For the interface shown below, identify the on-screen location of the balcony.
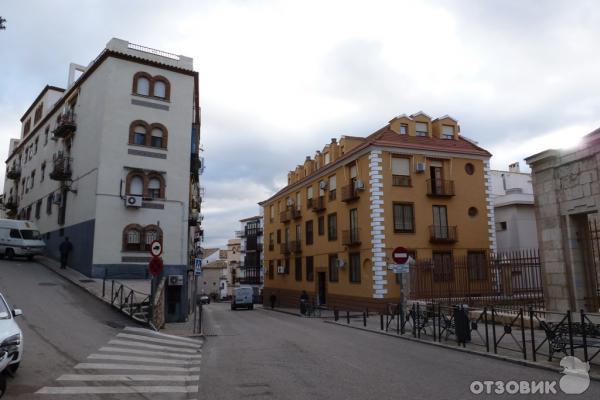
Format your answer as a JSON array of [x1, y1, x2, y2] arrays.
[[429, 225, 458, 244], [6, 166, 21, 180], [49, 156, 72, 181], [291, 208, 301, 219], [342, 228, 361, 246], [290, 240, 302, 253], [279, 242, 291, 255], [53, 111, 77, 139], [307, 198, 313, 209], [311, 196, 326, 212], [341, 184, 359, 202], [3, 196, 18, 211], [392, 175, 411, 187], [426, 179, 455, 197], [279, 210, 291, 223]]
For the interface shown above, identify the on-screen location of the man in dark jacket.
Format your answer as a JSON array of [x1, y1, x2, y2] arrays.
[[59, 237, 73, 269]]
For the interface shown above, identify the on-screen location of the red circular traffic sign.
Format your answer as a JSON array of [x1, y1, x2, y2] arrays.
[[150, 240, 163, 257], [149, 256, 164, 277], [392, 246, 409, 264]]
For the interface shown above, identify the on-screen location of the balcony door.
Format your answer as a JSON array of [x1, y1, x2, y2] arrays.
[[432, 205, 448, 239], [430, 161, 443, 194], [349, 208, 358, 242]]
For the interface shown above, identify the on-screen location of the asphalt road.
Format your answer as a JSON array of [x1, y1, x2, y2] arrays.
[[0, 259, 137, 399], [199, 302, 600, 400]]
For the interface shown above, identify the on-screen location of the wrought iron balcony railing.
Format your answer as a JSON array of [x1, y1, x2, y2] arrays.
[[311, 196, 326, 212], [53, 111, 77, 139], [342, 228, 361, 246], [6, 166, 21, 180], [279, 242, 291, 255], [429, 225, 458, 243], [49, 156, 73, 181], [341, 184, 360, 202], [426, 179, 455, 197]]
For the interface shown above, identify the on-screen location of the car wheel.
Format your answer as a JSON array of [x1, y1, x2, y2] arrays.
[[27, 255, 34, 261], [249, 304, 254, 310], [6, 249, 15, 261]]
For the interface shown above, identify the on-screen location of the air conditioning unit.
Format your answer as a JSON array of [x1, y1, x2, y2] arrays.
[[319, 181, 328, 190], [168, 275, 184, 286], [125, 195, 142, 208], [277, 265, 286, 274], [336, 259, 346, 268], [53, 192, 63, 205], [355, 180, 365, 190], [415, 162, 426, 173]]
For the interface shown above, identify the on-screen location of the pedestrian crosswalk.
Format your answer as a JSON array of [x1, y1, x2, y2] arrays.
[[36, 326, 203, 397]]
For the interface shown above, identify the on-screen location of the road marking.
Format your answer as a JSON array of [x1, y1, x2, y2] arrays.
[[57, 374, 200, 382], [36, 385, 199, 394], [108, 339, 200, 353], [87, 353, 201, 365], [75, 363, 200, 372], [123, 326, 203, 344], [99, 346, 203, 359], [117, 333, 201, 349]]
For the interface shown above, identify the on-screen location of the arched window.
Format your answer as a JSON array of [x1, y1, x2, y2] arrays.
[[143, 225, 162, 251], [123, 224, 143, 251], [154, 81, 166, 98], [151, 128, 164, 148], [132, 73, 170, 100], [136, 78, 150, 96], [148, 178, 161, 199], [129, 175, 144, 196], [134, 125, 147, 145]]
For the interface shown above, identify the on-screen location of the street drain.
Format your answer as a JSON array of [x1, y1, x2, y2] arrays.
[[38, 282, 58, 286], [106, 321, 126, 329], [79, 279, 95, 283]]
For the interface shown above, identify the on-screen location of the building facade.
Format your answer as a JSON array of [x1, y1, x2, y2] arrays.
[[526, 129, 600, 312], [490, 163, 538, 251], [260, 112, 494, 311], [237, 216, 264, 288], [2, 38, 203, 321]]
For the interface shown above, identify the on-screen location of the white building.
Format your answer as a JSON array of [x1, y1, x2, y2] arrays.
[[490, 163, 538, 251], [236, 215, 263, 288], [2, 38, 203, 321]]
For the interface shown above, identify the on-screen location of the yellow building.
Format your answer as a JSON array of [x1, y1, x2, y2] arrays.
[[259, 112, 494, 311]]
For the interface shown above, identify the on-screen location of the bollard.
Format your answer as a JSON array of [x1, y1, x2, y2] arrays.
[[363, 312, 366, 327], [380, 314, 384, 330], [346, 310, 350, 324], [334, 309, 339, 322]]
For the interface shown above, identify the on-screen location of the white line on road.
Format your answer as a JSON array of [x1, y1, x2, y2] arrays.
[[57, 374, 200, 382], [108, 339, 200, 354], [123, 327, 203, 345], [87, 353, 201, 365], [99, 346, 203, 359], [36, 385, 199, 394], [116, 333, 201, 349], [74, 363, 200, 372]]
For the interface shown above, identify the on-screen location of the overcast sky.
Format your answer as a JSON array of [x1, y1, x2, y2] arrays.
[[1, 0, 599, 248]]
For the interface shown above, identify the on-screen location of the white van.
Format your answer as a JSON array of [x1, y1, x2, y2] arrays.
[[0, 220, 45, 261], [231, 286, 254, 310]]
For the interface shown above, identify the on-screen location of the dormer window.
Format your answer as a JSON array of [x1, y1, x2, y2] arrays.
[[416, 122, 428, 137], [442, 125, 454, 139], [400, 124, 408, 135], [324, 152, 331, 164]]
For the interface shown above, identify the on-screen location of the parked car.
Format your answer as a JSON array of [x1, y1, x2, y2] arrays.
[[199, 294, 210, 304], [231, 286, 254, 310], [0, 293, 23, 373], [0, 219, 45, 261]]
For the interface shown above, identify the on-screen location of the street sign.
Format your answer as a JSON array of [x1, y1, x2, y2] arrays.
[[149, 256, 164, 277], [392, 246, 409, 264], [150, 240, 163, 257], [388, 263, 410, 274], [194, 258, 202, 276]]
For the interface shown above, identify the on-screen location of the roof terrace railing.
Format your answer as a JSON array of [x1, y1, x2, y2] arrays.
[[127, 43, 180, 60]]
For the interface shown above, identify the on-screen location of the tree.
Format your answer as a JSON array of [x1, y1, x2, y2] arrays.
[[0, 16, 6, 30]]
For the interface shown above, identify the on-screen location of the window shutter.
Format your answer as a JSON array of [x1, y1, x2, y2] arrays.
[[392, 158, 410, 175], [130, 177, 144, 196], [137, 78, 150, 96], [350, 164, 357, 179], [329, 175, 336, 190], [442, 125, 454, 138]]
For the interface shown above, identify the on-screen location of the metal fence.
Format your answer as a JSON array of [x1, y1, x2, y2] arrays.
[[408, 249, 543, 311]]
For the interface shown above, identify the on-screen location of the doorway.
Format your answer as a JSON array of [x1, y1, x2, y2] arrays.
[[317, 272, 327, 305]]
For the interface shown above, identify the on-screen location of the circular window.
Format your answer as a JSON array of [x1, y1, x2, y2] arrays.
[[468, 207, 478, 217], [465, 163, 475, 175]]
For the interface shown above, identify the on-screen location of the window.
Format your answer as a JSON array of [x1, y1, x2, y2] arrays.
[[151, 127, 164, 148], [269, 232, 274, 250], [465, 163, 475, 175], [328, 175, 336, 201], [328, 254, 338, 282], [34, 138, 39, 154], [30, 171, 35, 189], [496, 221, 507, 231], [318, 180, 325, 197], [324, 153, 331, 164], [133, 125, 146, 145], [442, 125, 454, 139], [468, 251, 487, 281], [393, 203, 414, 233], [306, 186, 313, 208], [34, 103, 43, 124], [327, 213, 337, 241], [392, 157, 410, 186], [9, 229, 20, 239], [295, 192, 301, 211], [416, 122, 428, 136], [306, 256, 314, 281], [35, 200, 42, 219], [133, 72, 170, 100], [46, 193, 53, 215], [23, 119, 31, 136], [400, 123, 408, 135], [270, 205, 274, 222], [433, 252, 453, 282], [128, 175, 144, 196], [154, 80, 166, 98], [349, 252, 361, 283], [295, 257, 302, 281], [305, 220, 313, 245], [44, 126, 49, 145], [124, 225, 142, 251], [135, 76, 151, 96], [148, 178, 162, 199], [318, 216, 325, 236], [143, 226, 161, 251], [122, 225, 161, 252], [268, 260, 274, 280], [276, 229, 281, 244]]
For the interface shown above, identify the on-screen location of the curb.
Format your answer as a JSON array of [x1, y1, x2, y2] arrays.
[[324, 320, 600, 382], [258, 307, 302, 317]]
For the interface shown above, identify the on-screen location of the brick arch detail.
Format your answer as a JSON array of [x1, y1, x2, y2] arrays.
[[149, 122, 168, 149], [146, 172, 166, 198], [129, 120, 150, 146], [132, 72, 153, 95], [151, 75, 171, 100], [125, 170, 146, 195]]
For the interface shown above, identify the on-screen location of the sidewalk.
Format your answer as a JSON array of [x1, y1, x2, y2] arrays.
[[258, 304, 336, 318]]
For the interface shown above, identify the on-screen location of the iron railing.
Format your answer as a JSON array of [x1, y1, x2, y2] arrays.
[[49, 156, 72, 181], [311, 196, 326, 212], [53, 111, 77, 138], [429, 225, 458, 243], [6, 166, 21, 180], [109, 280, 151, 325], [426, 179, 455, 196], [341, 184, 359, 202], [342, 229, 361, 246]]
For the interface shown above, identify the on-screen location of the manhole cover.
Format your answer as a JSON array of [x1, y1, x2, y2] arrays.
[[79, 279, 95, 283], [38, 282, 58, 286], [106, 321, 126, 329]]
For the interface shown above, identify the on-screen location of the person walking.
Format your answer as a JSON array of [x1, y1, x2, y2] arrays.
[[269, 292, 277, 309], [59, 237, 73, 269], [299, 290, 309, 315]]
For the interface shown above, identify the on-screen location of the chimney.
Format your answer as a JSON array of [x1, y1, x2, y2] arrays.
[[508, 162, 520, 173], [331, 138, 337, 144]]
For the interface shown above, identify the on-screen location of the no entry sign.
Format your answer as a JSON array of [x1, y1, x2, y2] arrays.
[[392, 246, 409, 264]]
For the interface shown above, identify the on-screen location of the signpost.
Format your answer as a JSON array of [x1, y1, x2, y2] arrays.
[[148, 240, 164, 326], [194, 258, 202, 276], [391, 246, 411, 334]]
